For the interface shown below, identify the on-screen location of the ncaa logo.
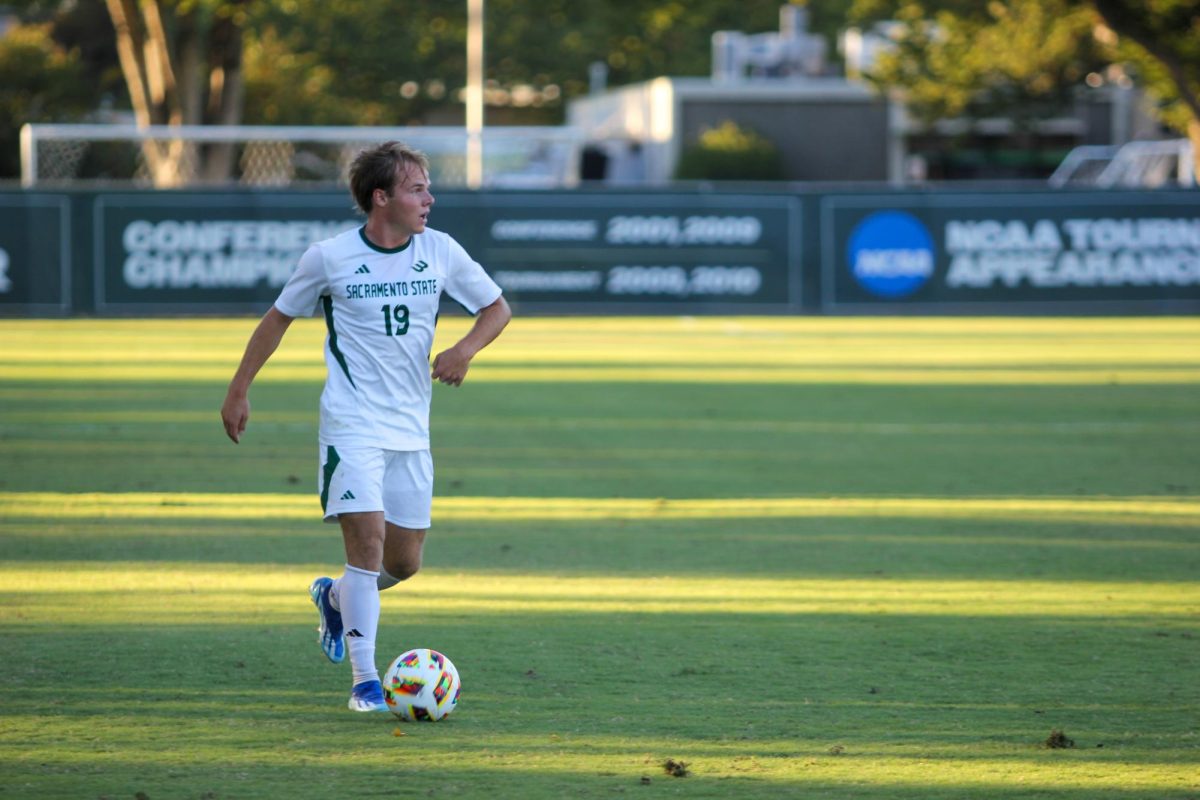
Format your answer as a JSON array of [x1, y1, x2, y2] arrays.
[[847, 211, 935, 298]]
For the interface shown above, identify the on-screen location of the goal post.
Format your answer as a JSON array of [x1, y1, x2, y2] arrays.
[[20, 124, 584, 189]]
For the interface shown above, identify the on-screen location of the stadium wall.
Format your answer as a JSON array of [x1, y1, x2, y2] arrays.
[[0, 187, 1197, 316]]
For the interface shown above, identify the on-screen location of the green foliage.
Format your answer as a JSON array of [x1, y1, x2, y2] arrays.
[[5, 0, 807, 176], [16, 0, 834, 131], [241, 0, 797, 126], [852, 0, 1106, 125], [852, 0, 1200, 173], [240, 28, 367, 126], [0, 23, 93, 176], [6, 0, 1195, 179], [674, 120, 784, 180], [244, 0, 467, 126], [1089, 0, 1200, 140]]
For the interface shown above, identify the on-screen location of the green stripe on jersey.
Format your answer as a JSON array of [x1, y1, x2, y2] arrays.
[[320, 445, 341, 512], [321, 295, 356, 389]]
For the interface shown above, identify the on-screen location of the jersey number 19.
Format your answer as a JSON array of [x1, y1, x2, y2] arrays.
[[381, 304, 410, 336]]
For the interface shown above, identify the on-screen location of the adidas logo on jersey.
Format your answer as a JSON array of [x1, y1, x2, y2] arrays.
[[340, 490, 356, 500], [413, 260, 428, 272], [355, 264, 370, 274]]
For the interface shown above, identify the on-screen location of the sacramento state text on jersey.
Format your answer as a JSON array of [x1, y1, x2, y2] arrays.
[[346, 278, 439, 299]]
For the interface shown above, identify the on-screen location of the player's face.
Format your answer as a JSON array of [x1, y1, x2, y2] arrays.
[[381, 162, 434, 236]]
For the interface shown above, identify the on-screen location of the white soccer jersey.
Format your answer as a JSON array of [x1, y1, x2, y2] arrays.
[[274, 226, 502, 451]]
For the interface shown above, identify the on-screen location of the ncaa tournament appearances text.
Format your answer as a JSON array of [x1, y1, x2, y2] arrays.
[[945, 217, 1200, 289]]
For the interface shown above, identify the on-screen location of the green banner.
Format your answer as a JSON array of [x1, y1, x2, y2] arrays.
[[0, 196, 70, 315], [822, 193, 1200, 309], [3, 187, 1197, 316], [91, 191, 801, 313], [431, 193, 802, 309], [93, 193, 359, 313]]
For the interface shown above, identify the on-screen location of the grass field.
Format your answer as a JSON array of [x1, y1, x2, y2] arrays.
[[1, 316, 1198, 799]]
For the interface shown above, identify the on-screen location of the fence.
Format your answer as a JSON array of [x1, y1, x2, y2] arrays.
[[1, 186, 1197, 316], [19, 124, 584, 189]]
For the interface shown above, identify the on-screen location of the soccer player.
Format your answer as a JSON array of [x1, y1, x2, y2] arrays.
[[220, 141, 511, 712]]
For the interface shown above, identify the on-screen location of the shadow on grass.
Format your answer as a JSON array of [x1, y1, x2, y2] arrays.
[[2, 381, 1198, 499], [4, 612, 1195, 736], [2, 515, 1196, 582]]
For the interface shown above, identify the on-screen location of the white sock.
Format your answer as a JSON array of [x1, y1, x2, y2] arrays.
[[338, 564, 380, 686]]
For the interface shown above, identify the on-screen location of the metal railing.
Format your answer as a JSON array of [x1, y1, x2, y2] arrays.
[[1049, 139, 1195, 189]]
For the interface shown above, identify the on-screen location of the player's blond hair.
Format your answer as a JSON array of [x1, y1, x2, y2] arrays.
[[349, 141, 431, 214]]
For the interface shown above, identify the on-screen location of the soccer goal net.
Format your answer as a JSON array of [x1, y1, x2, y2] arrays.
[[20, 124, 584, 189]]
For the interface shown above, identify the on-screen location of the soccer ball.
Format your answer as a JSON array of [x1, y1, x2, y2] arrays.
[[382, 648, 461, 721]]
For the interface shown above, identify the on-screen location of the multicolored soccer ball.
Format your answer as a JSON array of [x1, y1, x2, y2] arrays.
[[382, 648, 461, 721]]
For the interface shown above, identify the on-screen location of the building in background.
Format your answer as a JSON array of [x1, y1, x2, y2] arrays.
[[568, 6, 1167, 185]]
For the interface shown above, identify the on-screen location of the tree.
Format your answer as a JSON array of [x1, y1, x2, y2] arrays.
[[851, 0, 1200, 181], [103, 0, 252, 185], [1089, 0, 1200, 178], [247, 0, 807, 125], [0, 23, 93, 177], [245, 0, 466, 127], [5, 0, 862, 180]]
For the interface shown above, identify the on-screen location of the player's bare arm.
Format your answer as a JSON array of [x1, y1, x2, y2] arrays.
[[221, 306, 295, 443], [431, 295, 512, 387]]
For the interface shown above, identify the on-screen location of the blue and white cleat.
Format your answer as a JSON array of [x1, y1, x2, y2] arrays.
[[308, 577, 345, 664], [348, 680, 389, 713]]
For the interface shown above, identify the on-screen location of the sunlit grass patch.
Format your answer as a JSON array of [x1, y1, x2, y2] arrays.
[[3, 491, 1199, 527], [8, 362, 1200, 384], [3, 316, 1199, 384], [1, 563, 1197, 623], [4, 726, 1197, 794]]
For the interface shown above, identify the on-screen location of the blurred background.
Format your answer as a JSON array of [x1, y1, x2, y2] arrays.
[[0, 0, 1197, 316]]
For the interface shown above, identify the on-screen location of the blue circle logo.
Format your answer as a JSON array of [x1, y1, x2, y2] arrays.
[[847, 211, 935, 298]]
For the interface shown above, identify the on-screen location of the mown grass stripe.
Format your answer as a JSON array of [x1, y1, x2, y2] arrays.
[[2, 491, 1197, 524]]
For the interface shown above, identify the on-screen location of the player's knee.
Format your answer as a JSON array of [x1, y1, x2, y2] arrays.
[[379, 556, 421, 588], [380, 525, 426, 588], [392, 559, 421, 581]]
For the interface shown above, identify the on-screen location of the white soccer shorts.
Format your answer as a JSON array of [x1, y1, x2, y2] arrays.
[[318, 445, 433, 529]]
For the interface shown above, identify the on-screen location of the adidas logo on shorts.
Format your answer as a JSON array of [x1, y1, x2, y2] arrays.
[[340, 490, 356, 500]]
